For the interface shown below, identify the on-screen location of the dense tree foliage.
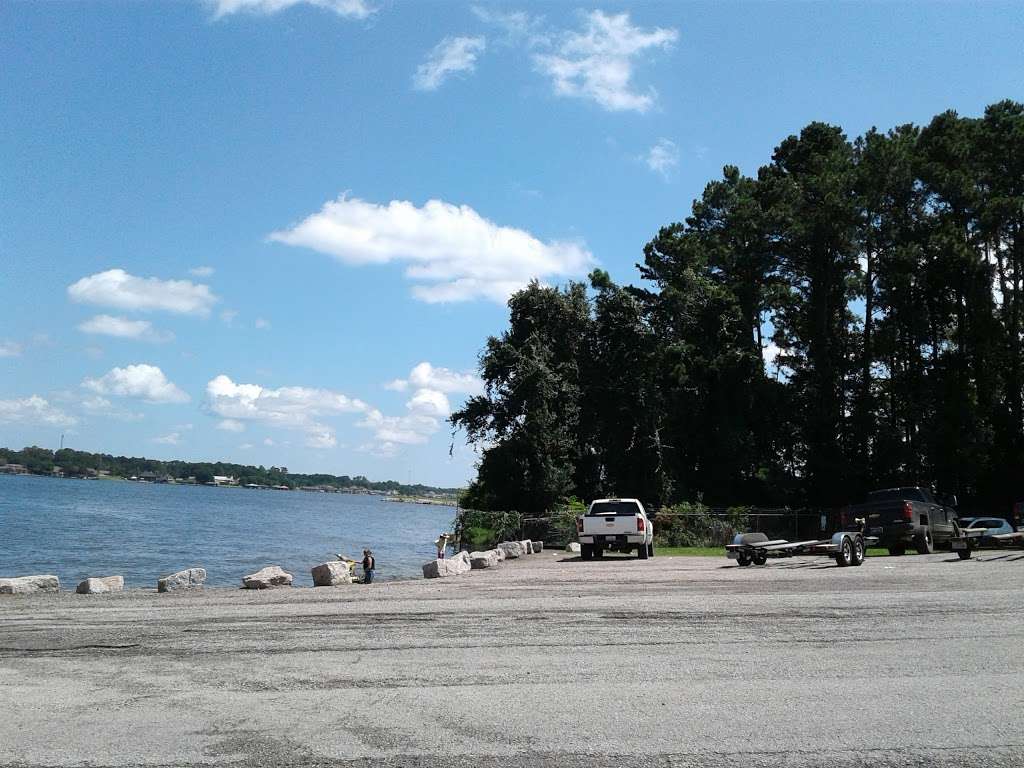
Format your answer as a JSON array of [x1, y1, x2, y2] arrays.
[[0, 446, 459, 497], [453, 101, 1024, 515]]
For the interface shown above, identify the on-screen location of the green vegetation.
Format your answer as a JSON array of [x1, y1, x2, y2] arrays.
[[651, 547, 722, 557], [453, 101, 1024, 516], [0, 445, 461, 498]]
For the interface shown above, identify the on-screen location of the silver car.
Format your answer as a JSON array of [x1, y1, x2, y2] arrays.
[[958, 517, 1015, 541]]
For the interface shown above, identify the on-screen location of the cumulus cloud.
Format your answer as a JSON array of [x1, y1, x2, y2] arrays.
[[78, 314, 175, 343], [385, 362, 482, 394], [81, 395, 144, 422], [0, 395, 78, 426], [413, 36, 486, 91], [533, 11, 677, 113], [217, 418, 246, 432], [643, 138, 679, 179], [269, 196, 592, 303], [152, 432, 183, 445], [209, 0, 374, 19], [189, 266, 215, 277], [0, 341, 23, 358], [68, 269, 218, 317], [83, 364, 190, 404], [206, 374, 371, 449]]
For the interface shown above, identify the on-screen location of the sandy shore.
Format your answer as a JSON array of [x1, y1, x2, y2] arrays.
[[2, 549, 1023, 767]]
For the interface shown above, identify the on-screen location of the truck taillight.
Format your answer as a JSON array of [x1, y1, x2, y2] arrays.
[[637, 517, 645, 532], [903, 502, 913, 520], [576, 517, 584, 534]]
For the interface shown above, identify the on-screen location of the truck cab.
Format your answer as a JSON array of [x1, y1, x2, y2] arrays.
[[848, 486, 958, 556], [577, 498, 655, 561]]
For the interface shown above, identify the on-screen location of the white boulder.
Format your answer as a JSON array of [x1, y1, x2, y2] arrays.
[[242, 565, 293, 589], [76, 576, 124, 594], [498, 541, 525, 559], [469, 550, 500, 569], [532, 541, 544, 553], [311, 561, 353, 587], [157, 568, 206, 593], [422, 550, 472, 579], [565, 542, 581, 553], [0, 575, 60, 595], [521, 539, 534, 554]]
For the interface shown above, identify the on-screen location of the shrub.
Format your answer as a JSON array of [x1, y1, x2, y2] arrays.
[[653, 504, 750, 547]]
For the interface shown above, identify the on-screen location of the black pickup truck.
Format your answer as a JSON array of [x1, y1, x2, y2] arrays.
[[846, 487, 959, 556]]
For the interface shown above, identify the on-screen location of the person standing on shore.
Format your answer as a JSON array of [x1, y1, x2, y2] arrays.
[[434, 532, 452, 559], [361, 549, 375, 584]]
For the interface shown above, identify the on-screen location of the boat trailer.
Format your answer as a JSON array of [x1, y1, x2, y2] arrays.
[[950, 528, 1024, 560], [726, 529, 877, 568]]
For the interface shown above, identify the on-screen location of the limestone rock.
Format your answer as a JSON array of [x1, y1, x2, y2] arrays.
[[0, 575, 60, 595], [76, 576, 124, 594], [498, 541, 525, 559], [532, 541, 544, 553], [422, 550, 472, 579], [494, 547, 507, 561], [242, 565, 293, 589], [469, 550, 500, 569], [157, 568, 206, 593], [521, 539, 534, 554], [311, 561, 353, 587], [565, 542, 581, 553]]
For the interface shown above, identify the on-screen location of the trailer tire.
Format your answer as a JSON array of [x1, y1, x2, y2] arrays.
[[888, 546, 905, 557], [957, 548, 972, 560], [581, 544, 593, 561], [914, 530, 934, 555], [736, 554, 752, 567], [852, 537, 865, 566], [835, 536, 854, 567], [752, 553, 768, 566], [637, 543, 649, 560]]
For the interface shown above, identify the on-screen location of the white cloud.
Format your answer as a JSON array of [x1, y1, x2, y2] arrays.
[[254, 318, 271, 329], [217, 418, 246, 432], [240, 442, 254, 449], [0, 395, 78, 427], [209, 0, 374, 19], [206, 374, 371, 449], [533, 11, 677, 113], [81, 395, 144, 422], [220, 309, 239, 325], [0, 341, 23, 358], [643, 138, 679, 179], [152, 432, 183, 445], [386, 362, 482, 394], [413, 36, 486, 91], [263, 437, 275, 446], [269, 195, 592, 303], [358, 408, 439, 446], [78, 314, 175, 343], [189, 266, 215, 277], [83, 364, 190, 404], [406, 388, 451, 419], [471, 6, 539, 45], [68, 269, 218, 317]]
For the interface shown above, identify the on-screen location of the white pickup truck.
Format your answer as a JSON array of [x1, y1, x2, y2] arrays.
[[576, 498, 655, 560]]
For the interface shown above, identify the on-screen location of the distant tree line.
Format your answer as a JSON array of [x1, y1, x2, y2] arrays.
[[0, 445, 460, 497], [453, 100, 1024, 516]]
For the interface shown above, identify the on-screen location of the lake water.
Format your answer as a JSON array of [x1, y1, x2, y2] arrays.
[[0, 474, 456, 588]]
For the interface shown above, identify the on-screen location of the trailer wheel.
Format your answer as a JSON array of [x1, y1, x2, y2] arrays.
[[957, 548, 972, 560], [851, 537, 865, 566], [835, 537, 854, 567], [581, 544, 593, 561], [752, 553, 767, 566], [637, 543, 649, 560], [914, 530, 934, 555], [736, 554, 752, 567]]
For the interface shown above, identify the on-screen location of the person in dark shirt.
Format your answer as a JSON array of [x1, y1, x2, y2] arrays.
[[361, 549, 375, 584]]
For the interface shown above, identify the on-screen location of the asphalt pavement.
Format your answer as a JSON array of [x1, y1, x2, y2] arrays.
[[2, 549, 1023, 767]]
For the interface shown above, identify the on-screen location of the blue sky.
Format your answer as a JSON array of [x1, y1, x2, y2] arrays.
[[1, 0, 1021, 486]]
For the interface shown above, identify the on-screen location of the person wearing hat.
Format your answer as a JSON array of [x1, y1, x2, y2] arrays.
[[434, 532, 452, 559], [361, 549, 375, 584]]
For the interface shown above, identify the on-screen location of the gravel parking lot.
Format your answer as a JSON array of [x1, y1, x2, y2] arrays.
[[2, 550, 1023, 767]]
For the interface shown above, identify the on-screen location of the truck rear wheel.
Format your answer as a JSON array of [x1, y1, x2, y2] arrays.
[[637, 543, 649, 560], [648, 543, 655, 557], [915, 530, 934, 555], [580, 544, 593, 561], [835, 537, 854, 567]]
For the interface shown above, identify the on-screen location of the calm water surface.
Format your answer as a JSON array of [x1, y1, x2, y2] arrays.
[[0, 475, 455, 587]]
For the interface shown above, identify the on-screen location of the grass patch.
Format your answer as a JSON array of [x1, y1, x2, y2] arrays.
[[654, 546, 723, 557]]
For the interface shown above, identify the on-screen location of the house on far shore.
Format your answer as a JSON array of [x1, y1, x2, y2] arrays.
[[0, 463, 29, 474], [212, 475, 238, 486]]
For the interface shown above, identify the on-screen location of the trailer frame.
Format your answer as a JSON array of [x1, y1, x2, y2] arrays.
[[726, 530, 877, 568], [950, 528, 1024, 559]]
